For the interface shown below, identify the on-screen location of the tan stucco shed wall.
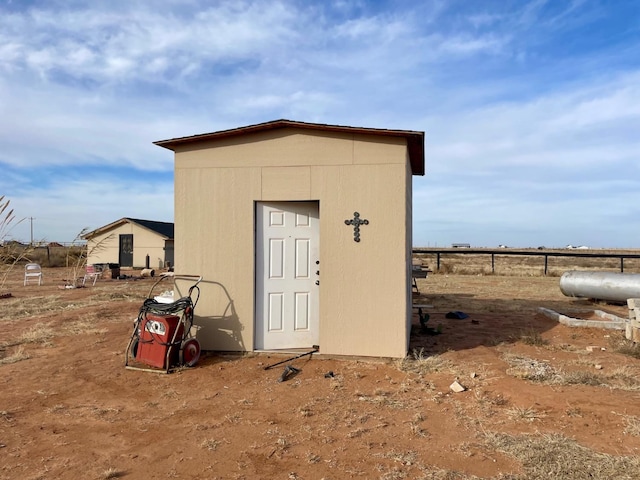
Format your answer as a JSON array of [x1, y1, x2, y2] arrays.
[[87, 222, 168, 269], [173, 128, 414, 358]]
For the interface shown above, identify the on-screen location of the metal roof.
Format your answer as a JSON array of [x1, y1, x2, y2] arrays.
[[154, 119, 425, 175], [83, 218, 174, 240]]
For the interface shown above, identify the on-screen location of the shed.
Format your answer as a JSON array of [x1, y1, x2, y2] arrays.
[[83, 218, 174, 269], [155, 119, 425, 358]]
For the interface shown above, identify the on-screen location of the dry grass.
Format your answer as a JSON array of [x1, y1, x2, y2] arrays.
[[518, 329, 549, 347], [355, 389, 409, 409], [503, 352, 640, 391], [0, 323, 55, 363], [484, 431, 640, 479], [200, 438, 221, 451], [99, 467, 125, 479], [0, 345, 30, 364], [503, 354, 560, 382], [61, 316, 108, 336], [623, 415, 640, 437], [609, 336, 640, 360], [398, 349, 453, 375], [506, 405, 546, 422], [19, 322, 55, 344], [474, 389, 510, 408]]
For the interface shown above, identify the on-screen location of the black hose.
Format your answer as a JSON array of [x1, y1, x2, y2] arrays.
[[133, 288, 199, 347]]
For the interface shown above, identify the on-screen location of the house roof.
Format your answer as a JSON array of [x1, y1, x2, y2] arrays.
[[154, 119, 425, 176], [83, 218, 174, 240]]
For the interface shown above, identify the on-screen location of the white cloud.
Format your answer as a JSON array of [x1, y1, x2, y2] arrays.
[[423, 71, 640, 174], [1, 0, 639, 247], [6, 174, 174, 243]]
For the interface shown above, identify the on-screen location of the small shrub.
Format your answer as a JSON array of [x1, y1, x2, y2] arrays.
[[519, 329, 549, 346], [610, 336, 640, 359], [100, 467, 125, 479]]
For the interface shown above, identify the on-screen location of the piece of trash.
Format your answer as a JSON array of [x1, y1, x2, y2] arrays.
[[324, 371, 335, 378], [449, 380, 466, 393], [595, 364, 603, 370], [470, 372, 477, 379], [446, 311, 469, 319], [278, 365, 301, 382]]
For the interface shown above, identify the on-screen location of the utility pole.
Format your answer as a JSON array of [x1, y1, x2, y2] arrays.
[[30, 217, 35, 245]]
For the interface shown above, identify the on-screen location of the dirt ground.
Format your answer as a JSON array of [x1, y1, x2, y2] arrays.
[[1, 268, 640, 480]]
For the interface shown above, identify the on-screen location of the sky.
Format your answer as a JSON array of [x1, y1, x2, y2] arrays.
[[1, 0, 639, 248]]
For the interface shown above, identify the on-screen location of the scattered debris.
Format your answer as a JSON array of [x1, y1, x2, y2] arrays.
[[595, 365, 603, 370], [140, 268, 155, 278], [446, 311, 469, 319], [278, 365, 300, 382], [264, 345, 319, 370], [324, 371, 335, 378], [449, 380, 466, 393]]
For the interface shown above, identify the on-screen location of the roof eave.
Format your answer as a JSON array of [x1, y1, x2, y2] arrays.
[[155, 119, 425, 176]]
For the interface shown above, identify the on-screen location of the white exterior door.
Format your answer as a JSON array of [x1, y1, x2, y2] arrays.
[[256, 202, 319, 350]]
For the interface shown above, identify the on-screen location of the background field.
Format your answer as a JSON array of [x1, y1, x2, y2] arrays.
[[414, 248, 640, 276]]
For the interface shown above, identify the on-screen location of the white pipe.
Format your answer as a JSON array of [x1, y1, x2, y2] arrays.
[[560, 270, 640, 303]]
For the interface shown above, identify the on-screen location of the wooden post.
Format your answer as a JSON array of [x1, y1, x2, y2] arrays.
[[627, 298, 640, 342]]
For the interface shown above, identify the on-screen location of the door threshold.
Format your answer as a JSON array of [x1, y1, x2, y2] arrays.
[[256, 346, 320, 355], [255, 348, 317, 354]]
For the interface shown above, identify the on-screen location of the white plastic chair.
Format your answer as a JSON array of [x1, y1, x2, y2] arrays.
[[82, 264, 102, 286], [24, 263, 43, 286]]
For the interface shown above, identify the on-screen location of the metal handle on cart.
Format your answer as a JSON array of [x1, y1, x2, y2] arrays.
[[146, 274, 203, 300]]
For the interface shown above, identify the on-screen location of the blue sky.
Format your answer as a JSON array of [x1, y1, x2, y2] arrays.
[[1, 0, 639, 248]]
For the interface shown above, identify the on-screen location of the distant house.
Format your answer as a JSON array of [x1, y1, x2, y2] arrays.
[[83, 218, 174, 269]]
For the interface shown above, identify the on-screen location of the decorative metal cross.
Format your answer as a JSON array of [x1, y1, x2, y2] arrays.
[[344, 212, 369, 242]]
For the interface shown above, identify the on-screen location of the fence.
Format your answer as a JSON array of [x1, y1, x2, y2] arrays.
[[1, 243, 87, 268], [413, 248, 640, 275]]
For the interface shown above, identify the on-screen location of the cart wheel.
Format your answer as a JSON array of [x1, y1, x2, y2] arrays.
[[130, 338, 139, 359], [180, 339, 201, 367]]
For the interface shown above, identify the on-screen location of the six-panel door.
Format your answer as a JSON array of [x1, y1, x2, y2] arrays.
[[255, 202, 319, 350]]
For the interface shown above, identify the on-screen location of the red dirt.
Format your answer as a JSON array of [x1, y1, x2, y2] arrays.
[[1, 268, 639, 479]]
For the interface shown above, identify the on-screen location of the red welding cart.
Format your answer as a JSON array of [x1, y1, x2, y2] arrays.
[[125, 274, 202, 373], [136, 314, 184, 369]]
